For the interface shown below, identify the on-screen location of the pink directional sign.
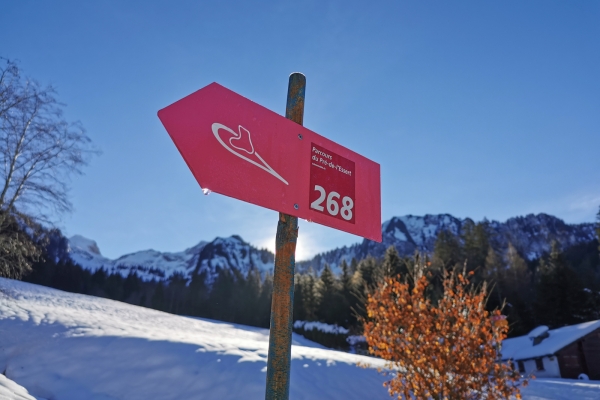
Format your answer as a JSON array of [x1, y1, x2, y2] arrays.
[[158, 83, 381, 242]]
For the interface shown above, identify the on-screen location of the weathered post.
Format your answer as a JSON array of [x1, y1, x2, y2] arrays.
[[265, 73, 306, 400]]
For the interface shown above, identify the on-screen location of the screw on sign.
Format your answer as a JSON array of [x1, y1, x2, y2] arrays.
[[158, 74, 381, 400]]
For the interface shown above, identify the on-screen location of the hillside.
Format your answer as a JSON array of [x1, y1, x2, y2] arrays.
[[2, 278, 600, 399], [0, 278, 387, 399]]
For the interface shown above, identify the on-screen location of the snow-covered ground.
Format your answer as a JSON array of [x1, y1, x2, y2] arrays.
[[1, 278, 600, 400], [0, 375, 36, 400], [0, 278, 387, 399]]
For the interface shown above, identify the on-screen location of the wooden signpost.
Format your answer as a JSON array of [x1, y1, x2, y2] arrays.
[[158, 73, 381, 400]]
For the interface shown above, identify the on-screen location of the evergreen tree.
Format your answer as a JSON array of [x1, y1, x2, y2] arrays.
[[316, 264, 349, 325], [483, 246, 503, 281], [461, 220, 489, 276], [50, 259, 86, 294], [349, 257, 385, 326], [25, 254, 57, 288], [294, 270, 319, 321], [104, 273, 124, 300], [381, 246, 405, 278], [580, 286, 600, 322], [151, 281, 166, 311], [505, 243, 531, 292], [350, 257, 359, 274], [482, 246, 504, 309], [256, 272, 273, 327], [429, 230, 464, 304], [356, 256, 382, 289], [339, 260, 355, 326], [495, 243, 535, 336], [166, 272, 187, 314], [305, 270, 321, 320], [209, 268, 237, 322], [431, 229, 462, 270], [320, 264, 336, 290], [535, 242, 587, 328], [562, 240, 600, 292], [340, 260, 352, 292], [240, 268, 262, 325], [316, 264, 338, 323], [186, 270, 209, 317], [89, 267, 108, 297], [293, 274, 307, 321], [596, 206, 600, 255], [122, 271, 141, 303], [18, 209, 600, 344]]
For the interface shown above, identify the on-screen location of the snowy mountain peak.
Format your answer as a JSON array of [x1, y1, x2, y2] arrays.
[[65, 213, 596, 282], [69, 234, 102, 255], [67, 234, 273, 283], [299, 213, 596, 273]]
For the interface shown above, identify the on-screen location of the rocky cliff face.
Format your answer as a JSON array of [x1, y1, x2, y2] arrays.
[[298, 213, 596, 273], [68, 234, 273, 283]]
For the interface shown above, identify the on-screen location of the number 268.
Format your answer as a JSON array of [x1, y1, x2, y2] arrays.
[[310, 185, 354, 221]]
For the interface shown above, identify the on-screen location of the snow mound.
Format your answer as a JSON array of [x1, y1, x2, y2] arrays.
[[0, 278, 387, 400], [0, 375, 41, 400], [522, 378, 600, 400], [294, 320, 349, 335], [528, 325, 550, 339]]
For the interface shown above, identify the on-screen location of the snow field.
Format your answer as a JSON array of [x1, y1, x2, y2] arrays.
[[0, 278, 387, 400], [0, 375, 38, 400], [2, 278, 600, 399]]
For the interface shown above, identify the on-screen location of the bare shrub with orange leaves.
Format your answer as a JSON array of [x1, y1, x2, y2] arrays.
[[364, 266, 526, 400]]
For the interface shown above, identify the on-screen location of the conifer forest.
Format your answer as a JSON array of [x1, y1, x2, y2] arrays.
[[21, 214, 600, 349]]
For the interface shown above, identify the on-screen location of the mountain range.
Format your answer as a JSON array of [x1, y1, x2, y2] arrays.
[[299, 213, 597, 272], [66, 213, 597, 282], [68, 234, 273, 283]]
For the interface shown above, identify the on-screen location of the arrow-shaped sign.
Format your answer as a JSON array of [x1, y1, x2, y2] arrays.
[[158, 82, 381, 242]]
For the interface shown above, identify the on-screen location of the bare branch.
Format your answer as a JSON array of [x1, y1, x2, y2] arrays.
[[0, 58, 100, 278]]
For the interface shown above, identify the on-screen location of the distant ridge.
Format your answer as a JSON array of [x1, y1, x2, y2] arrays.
[[298, 213, 596, 273], [68, 234, 273, 283], [66, 213, 596, 280]]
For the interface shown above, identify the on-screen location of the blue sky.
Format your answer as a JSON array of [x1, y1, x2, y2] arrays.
[[1, 1, 598, 260]]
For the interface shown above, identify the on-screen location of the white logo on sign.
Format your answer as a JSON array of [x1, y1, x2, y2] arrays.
[[212, 123, 288, 185]]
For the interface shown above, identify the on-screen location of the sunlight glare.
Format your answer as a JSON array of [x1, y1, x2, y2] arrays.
[[258, 230, 312, 262]]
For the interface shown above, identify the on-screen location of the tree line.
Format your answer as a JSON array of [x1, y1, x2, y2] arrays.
[[18, 213, 599, 344], [426, 218, 600, 336], [295, 215, 600, 339]]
